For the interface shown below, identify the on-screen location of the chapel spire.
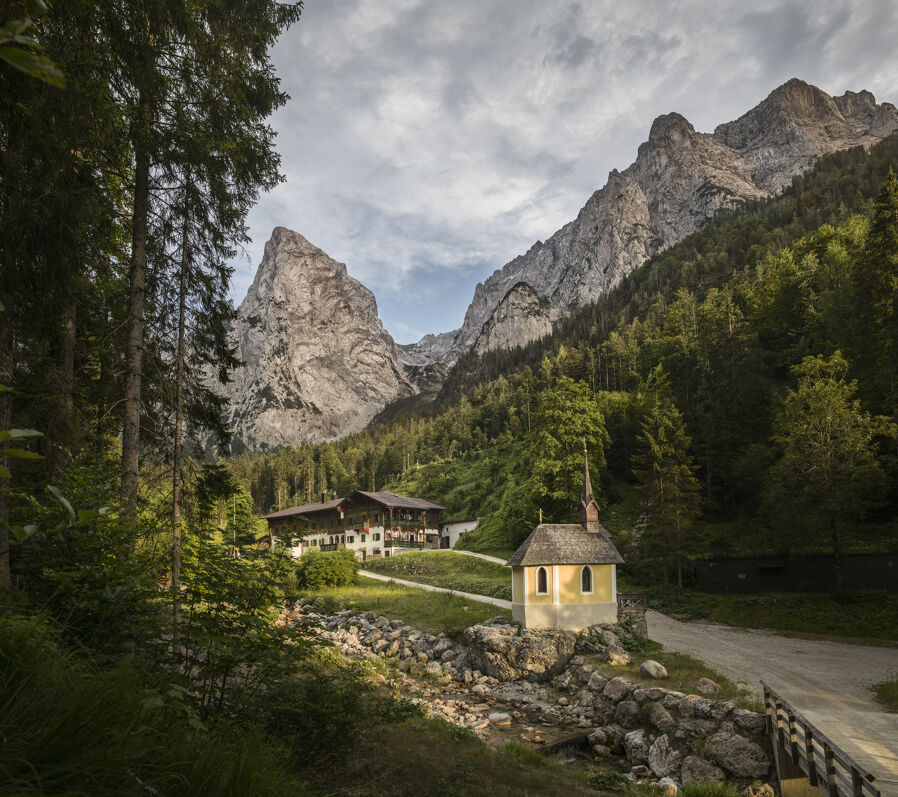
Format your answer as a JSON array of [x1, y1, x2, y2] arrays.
[[579, 439, 600, 529]]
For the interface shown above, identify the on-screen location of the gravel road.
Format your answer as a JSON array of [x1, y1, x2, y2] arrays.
[[648, 610, 898, 795]]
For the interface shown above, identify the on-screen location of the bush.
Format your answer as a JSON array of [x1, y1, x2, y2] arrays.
[[587, 770, 632, 790], [295, 549, 358, 589]]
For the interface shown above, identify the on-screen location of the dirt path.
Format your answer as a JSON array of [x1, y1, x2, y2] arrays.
[[648, 610, 898, 795]]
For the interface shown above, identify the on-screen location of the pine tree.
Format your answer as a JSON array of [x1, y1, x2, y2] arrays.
[[632, 396, 701, 587]]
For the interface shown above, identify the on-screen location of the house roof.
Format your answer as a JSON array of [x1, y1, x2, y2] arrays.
[[260, 498, 344, 519], [349, 490, 445, 511], [260, 490, 445, 520], [506, 523, 624, 566]]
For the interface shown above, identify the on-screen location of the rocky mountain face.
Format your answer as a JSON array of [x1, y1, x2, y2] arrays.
[[424, 79, 898, 362], [221, 228, 414, 450]]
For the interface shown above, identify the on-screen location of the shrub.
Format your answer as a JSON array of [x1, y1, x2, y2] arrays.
[[587, 770, 632, 791], [295, 549, 358, 589]]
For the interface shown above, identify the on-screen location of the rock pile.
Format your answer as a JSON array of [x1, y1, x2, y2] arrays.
[[282, 602, 772, 792]]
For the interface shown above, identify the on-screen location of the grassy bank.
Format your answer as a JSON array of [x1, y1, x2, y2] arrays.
[[364, 551, 512, 600], [637, 584, 898, 644], [304, 576, 502, 635], [872, 677, 898, 712]]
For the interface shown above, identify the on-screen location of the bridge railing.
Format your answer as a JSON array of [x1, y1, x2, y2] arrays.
[[761, 681, 880, 797]]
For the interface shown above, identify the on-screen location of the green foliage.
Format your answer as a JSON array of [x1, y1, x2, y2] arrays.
[[871, 676, 898, 712], [295, 549, 358, 589], [587, 769, 632, 790], [0, 613, 310, 796], [502, 740, 551, 767]]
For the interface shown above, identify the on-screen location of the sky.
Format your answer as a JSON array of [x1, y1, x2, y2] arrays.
[[231, 0, 898, 344]]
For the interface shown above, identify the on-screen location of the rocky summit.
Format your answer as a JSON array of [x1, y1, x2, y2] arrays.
[[221, 227, 414, 451], [422, 79, 898, 363]]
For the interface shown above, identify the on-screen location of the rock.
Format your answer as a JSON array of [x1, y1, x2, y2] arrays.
[[605, 644, 631, 666], [656, 777, 679, 795], [471, 683, 490, 695], [624, 729, 649, 763], [587, 671, 609, 692], [704, 728, 771, 778], [694, 678, 720, 697], [710, 700, 735, 722], [742, 784, 775, 797], [424, 662, 443, 677], [645, 701, 676, 734], [588, 728, 608, 746], [661, 691, 686, 709], [680, 756, 726, 785], [676, 694, 702, 717], [603, 676, 634, 703], [649, 735, 683, 778], [634, 687, 668, 703], [733, 709, 767, 735], [462, 624, 576, 682], [384, 639, 400, 657], [631, 765, 652, 778], [694, 698, 714, 719], [640, 660, 668, 679], [488, 712, 512, 726], [614, 700, 642, 729], [592, 743, 612, 757]]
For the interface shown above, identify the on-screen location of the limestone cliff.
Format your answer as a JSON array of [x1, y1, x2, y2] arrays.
[[222, 228, 413, 451], [422, 79, 898, 362]]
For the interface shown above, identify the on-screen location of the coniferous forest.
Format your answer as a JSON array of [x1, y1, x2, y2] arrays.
[[3, 2, 898, 793]]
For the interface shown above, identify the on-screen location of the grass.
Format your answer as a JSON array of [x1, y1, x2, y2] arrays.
[[309, 715, 605, 797], [364, 550, 512, 600], [636, 584, 898, 645], [872, 676, 898, 712], [304, 575, 503, 635]]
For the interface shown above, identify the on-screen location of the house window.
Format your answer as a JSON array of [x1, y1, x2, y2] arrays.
[[581, 566, 593, 594], [347, 536, 354, 544], [361, 533, 366, 542], [536, 567, 548, 595], [373, 533, 380, 541]]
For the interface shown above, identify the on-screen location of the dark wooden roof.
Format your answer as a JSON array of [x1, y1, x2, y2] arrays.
[[349, 490, 445, 511], [260, 497, 343, 520], [261, 490, 445, 520], [506, 523, 624, 566]]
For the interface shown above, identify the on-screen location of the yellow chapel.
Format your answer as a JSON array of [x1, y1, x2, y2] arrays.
[[506, 446, 623, 630]]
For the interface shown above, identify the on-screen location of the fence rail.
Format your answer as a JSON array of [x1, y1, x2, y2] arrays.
[[762, 681, 880, 797]]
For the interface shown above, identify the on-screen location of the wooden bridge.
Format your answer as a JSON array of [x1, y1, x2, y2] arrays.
[[763, 681, 894, 797]]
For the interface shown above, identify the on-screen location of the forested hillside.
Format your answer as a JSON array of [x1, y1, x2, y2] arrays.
[[232, 138, 898, 584]]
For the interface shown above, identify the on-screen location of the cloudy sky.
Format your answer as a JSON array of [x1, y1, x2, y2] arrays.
[[232, 0, 898, 344]]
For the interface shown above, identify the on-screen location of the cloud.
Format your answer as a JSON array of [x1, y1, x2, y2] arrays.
[[232, 0, 898, 343]]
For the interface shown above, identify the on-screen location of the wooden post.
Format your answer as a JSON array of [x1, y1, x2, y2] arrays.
[[776, 699, 785, 750], [824, 743, 838, 797], [788, 711, 799, 761], [851, 768, 863, 797], [806, 727, 819, 788]]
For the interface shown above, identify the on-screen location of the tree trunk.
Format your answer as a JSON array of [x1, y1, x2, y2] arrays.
[[0, 322, 11, 590], [121, 95, 151, 521], [831, 517, 845, 593], [171, 204, 189, 657]]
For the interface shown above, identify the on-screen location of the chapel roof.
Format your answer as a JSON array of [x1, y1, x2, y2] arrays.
[[506, 523, 624, 566]]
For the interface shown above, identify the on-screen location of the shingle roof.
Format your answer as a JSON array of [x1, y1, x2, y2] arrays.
[[351, 490, 445, 511], [506, 524, 624, 566], [260, 490, 445, 520], [260, 498, 344, 520]]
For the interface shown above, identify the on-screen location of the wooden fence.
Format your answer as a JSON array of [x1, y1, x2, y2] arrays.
[[762, 681, 880, 797]]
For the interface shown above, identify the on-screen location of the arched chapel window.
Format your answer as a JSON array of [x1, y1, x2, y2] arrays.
[[581, 566, 593, 593], [536, 567, 548, 594]]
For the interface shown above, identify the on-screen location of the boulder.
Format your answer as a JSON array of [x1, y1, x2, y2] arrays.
[[624, 728, 649, 763], [694, 677, 720, 696], [614, 700, 642, 729], [742, 784, 775, 797], [656, 777, 679, 795], [587, 670, 609, 692], [733, 709, 767, 735], [592, 743, 612, 757], [705, 727, 771, 778], [463, 624, 576, 682], [634, 687, 668, 703], [488, 712, 512, 726], [649, 735, 683, 778], [640, 660, 668, 679], [710, 700, 735, 722], [588, 728, 608, 746], [680, 755, 725, 784], [605, 644, 631, 666], [603, 676, 634, 702], [645, 701, 677, 734]]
